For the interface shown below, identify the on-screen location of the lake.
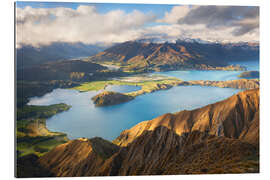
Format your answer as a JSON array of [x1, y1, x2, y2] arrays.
[[28, 60, 258, 141], [28, 86, 240, 141], [153, 60, 259, 81]]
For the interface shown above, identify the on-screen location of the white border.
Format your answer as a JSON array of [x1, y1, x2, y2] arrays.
[[1, 0, 270, 180]]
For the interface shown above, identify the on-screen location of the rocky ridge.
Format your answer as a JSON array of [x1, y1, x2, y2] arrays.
[[37, 89, 259, 176]]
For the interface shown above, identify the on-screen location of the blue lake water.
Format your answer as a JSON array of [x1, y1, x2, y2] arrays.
[[153, 70, 243, 81], [27, 60, 258, 141], [153, 60, 259, 81], [28, 86, 241, 141]]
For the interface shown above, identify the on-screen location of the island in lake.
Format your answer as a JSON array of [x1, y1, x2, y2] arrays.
[[15, 2, 260, 178], [238, 71, 260, 78]]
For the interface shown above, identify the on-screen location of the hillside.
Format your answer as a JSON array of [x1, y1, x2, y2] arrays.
[[39, 138, 119, 177], [88, 40, 259, 72], [33, 88, 259, 177], [16, 42, 106, 68], [17, 60, 107, 81]]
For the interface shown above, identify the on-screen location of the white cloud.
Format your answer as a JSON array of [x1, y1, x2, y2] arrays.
[[16, 5, 156, 48], [140, 24, 258, 43], [156, 5, 259, 43], [157, 5, 197, 24], [16, 5, 259, 48]]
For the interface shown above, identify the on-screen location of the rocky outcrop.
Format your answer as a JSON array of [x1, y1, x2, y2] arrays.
[[91, 91, 134, 106], [178, 79, 259, 90], [38, 89, 259, 176], [238, 71, 259, 78]]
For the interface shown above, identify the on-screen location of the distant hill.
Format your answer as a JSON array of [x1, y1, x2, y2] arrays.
[[17, 60, 107, 81], [16, 42, 106, 68], [89, 40, 259, 72]]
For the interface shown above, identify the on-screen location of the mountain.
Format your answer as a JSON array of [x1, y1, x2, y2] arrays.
[[35, 88, 259, 176], [16, 42, 107, 68], [39, 137, 119, 177], [17, 60, 107, 81], [88, 40, 259, 72]]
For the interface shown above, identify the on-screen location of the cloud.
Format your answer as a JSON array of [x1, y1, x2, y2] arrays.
[[140, 23, 258, 44], [16, 5, 156, 48], [157, 6, 195, 24], [16, 5, 259, 48], [177, 6, 259, 36], [157, 5, 259, 42]]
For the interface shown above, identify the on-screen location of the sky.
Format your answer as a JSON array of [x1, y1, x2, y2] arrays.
[[15, 1, 259, 48]]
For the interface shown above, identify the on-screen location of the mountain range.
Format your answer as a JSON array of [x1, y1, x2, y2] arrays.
[[17, 60, 107, 82], [19, 88, 259, 177], [88, 40, 259, 72], [16, 42, 107, 68]]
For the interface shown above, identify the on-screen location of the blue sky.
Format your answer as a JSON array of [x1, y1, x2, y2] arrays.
[[16, 1, 175, 18]]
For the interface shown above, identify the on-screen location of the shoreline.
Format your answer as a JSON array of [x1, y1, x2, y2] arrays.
[[83, 78, 259, 107]]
